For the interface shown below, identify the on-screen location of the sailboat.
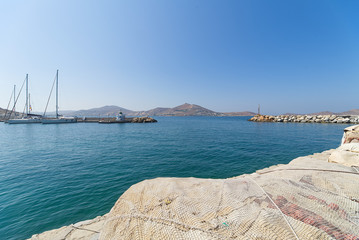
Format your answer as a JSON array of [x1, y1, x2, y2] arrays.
[[7, 74, 42, 124], [41, 70, 77, 124]]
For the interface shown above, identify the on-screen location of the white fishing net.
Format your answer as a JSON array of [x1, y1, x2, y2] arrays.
[[99, 151, 359, 240]]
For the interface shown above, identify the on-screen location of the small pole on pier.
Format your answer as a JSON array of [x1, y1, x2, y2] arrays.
[[258, 104, 260, 115]]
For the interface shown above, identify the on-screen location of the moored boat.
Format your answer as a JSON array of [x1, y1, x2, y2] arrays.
[[6, 74, 42, 124], [42, 116, 77, 124], [41, 70, 77, 124], [7, 117, 41, 124]]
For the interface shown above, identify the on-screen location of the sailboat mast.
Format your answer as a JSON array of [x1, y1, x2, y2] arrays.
[[13, 85, 16, 113], [56, 70, 59, 118], [26, 74, 29, 115]]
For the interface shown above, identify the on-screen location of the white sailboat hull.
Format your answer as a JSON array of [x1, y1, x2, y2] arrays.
[[7, 118, 42, 124], [41, 117, 77, 124]]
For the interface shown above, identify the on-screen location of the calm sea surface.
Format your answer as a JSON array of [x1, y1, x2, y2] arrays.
[[0, 116, 351, 239]]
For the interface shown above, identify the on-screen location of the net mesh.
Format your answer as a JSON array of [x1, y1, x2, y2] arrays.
[[99, 152, 359, 240]]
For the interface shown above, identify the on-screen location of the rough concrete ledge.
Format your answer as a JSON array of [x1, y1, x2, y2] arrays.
[[29, 215, 108, 240]]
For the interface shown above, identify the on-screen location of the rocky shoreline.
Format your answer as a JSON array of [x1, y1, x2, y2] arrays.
[[249, 114, 359, 124], [29, 125, 359, 239]]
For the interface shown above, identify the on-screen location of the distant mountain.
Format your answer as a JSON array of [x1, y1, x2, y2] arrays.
[[0, 107, 5, 117], [339, 109, 359, 115], [134, 107, 171, 116], [221, 111, 257, 116], [37, 110, 77, 116], [135, 103, 256, 116], [139, 103, 219, 116], [44, 107, 359, 117], [281, 109, 359, 116], [2, 104, 358, 117], [0, 107, 24, 118], [65, 103, 255, 117], [309, 109, 359, 116], [71, 105, 135, 116], [283, 113, 300, 115], [308, 111, 335, 116]]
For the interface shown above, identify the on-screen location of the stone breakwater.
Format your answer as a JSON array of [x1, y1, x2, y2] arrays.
[[29, 126, 359, 240], [130, 117, 157, 123], [249, 114, 359, 124]]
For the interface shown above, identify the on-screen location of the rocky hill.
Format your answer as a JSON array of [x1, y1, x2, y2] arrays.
[[139, 103, 220, 116], [284, 109, 359, 116], [0, 107, 6, 118], [69, 103, 255, 117], [134, 107, 171, 116], [221, 111, 258, 116], [0, 107, 24, 119], [308, 109, 359, 116], [309, 111, 336, 115], [70, 105, 135, 116], [339, 109, 359, 115]]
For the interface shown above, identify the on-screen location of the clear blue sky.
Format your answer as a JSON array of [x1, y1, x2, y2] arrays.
[[0, 0, 358, 115]]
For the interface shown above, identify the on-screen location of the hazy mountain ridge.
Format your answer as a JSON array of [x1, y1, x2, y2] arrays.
[[2, 105, 358, 117], [68, 103, 256, 117], [134, 107, 171, 116], [0, 107, 22, 118], [337, 109, 359, 115], [282, 110, 359, 116], [69, 105, 135, 116], [143, 103, 219, 116], [308, 109, 359, 116]]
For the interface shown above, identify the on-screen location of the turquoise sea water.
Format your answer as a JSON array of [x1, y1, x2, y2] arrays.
[[0, 117, 351, 239]]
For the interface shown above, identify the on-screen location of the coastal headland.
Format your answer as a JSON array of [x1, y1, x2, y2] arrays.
[[29, 125, 359, 239], [250, 114, 359, 124]]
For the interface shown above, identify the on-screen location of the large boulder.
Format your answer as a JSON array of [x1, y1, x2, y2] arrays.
[[328, 125, 359, 167], [329, 143, 359, 167], [29, 215, 107, 240], [342, 125, 359, 144]]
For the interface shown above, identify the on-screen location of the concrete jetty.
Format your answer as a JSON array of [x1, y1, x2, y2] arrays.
[[79, 116, 157, 123], [29, 125, 359, 240]]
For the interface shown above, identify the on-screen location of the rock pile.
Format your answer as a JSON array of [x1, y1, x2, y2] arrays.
[[130, 117, 157, 123], [249, 114, 359, 124], [329, 125, 359, 167], [342, 125, 359, 144]]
